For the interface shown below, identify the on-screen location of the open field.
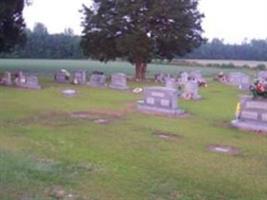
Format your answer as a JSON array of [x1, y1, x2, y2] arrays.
[[0, 59, 260, 78], [0, 69, 267, 199], [182, 59, 267, 68]]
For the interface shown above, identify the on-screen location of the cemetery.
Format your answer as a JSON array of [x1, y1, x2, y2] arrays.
[[0, 59, 267, 200], [1, 0, 267, 199]]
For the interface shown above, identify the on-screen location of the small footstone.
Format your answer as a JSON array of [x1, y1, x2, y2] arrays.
[[94, 119, 110, 124], [62, 89, 76, 96], [208, 144, 240, 155]]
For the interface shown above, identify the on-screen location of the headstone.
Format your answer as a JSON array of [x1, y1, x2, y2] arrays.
[[232, 96, 267, 132], [73, 70, 87, 85], [109, 73, 129, 90], [88, 74, 107, 88], [189, 71, 207, 86], [137, 87, 184, 116], [182, 79, 201, 100], [258, 71, 267, 81], [227, 72, 251, 89], [55, 69, 71, 83], [165, 78, 177, 89], [15, 72, 41, 89], [177, 72, 189, 86], [0, 71, 12, 86]]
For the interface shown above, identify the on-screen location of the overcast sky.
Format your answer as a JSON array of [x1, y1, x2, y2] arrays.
[[23, 0, 267, 44]]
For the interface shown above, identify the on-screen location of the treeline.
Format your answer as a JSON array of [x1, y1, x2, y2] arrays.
[[2, 23, 267, 61], [185, 38, 267, 61], [0, 23, 84, 59]]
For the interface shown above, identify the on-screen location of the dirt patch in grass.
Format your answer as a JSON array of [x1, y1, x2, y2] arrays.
[[208, 144, 240, 155], [153, 131, 182, 141]]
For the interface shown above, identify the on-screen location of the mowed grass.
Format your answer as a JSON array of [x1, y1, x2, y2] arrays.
[[0, 72, 267, 200], [0, 59, 258, 78]]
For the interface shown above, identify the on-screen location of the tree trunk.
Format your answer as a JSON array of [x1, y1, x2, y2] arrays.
[[135, 62, 147, 81]]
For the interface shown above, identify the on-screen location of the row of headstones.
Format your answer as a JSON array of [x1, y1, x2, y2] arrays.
[[137, 72, 207, 115], [0, 71, 41, 89], [155, 71, 204, 100], [216, 70, 267, 90], [55, 70, 129, 90], [155, 71, 207, 86]]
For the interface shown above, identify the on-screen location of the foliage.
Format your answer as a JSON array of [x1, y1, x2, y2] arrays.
[[0, 0, 26, 53], [81, 0, 205, 79], [186, 38, 267, 61], [0, 23, 84, 59]]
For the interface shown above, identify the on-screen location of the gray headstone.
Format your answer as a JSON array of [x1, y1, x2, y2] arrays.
[[15, 73, 41, 89], [227, 72, 251, 89], [258, 71, 267, 81], [182, 79, 201, 100], [232, 96, 267, 132], [55, 70, 70, 83], [165, 78, 177, 89], [73, 70, 87, 85], [177, 72, 189, 86], [137, 87, 184, 116], [0, 72, 12, 86], [109, 73, 129, 90], [88, 74, 107, 88]]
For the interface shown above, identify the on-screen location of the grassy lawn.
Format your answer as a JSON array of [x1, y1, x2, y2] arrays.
[[0, 59, 266, 199], [0, 59, 258, 78]]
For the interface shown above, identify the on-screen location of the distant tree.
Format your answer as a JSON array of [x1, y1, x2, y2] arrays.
[[0, 0, 27, 53], [81, 0, 205, 80]]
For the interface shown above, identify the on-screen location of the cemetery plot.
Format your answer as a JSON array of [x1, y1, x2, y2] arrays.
[[88, 73, 107, 88], [232, 96, 267, 133], [109, 73, 129, 90], [137, 86, 184, 116], [72, 70, 87, 85]]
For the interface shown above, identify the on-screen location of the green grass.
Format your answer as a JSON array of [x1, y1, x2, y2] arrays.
[[0, 58, 258, 78], [0, 59, 267, 199]]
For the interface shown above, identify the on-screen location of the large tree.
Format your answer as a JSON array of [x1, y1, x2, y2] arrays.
[[81, 0, 205, 80], [0, 0, 27, 52]]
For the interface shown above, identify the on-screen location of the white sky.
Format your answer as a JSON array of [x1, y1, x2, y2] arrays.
[[24, 0, 267, 44]]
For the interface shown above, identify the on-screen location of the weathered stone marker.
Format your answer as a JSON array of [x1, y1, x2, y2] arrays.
[[109, 73, 129, 90], [88, 74, 107, 87], [165, 78, 177, 89], [55, 70, 71, 83], [0, 71, 12, 86], [137, 87, 184, 116], [232, 96, 267, 132], [15, 72, 41, 89], [73, 70, 87, 85], [182, 79, 201, 100]]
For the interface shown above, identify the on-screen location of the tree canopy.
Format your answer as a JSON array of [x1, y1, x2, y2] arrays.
[[0, 0, 27, 53], [81, 0, 205, 80]]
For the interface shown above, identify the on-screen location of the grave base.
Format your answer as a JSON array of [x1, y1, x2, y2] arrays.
[[137, 101, 184, 117], [232, 119, 267, 132]]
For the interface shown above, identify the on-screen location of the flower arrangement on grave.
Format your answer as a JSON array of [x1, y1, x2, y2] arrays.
[[249, 79, 267, 98]]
